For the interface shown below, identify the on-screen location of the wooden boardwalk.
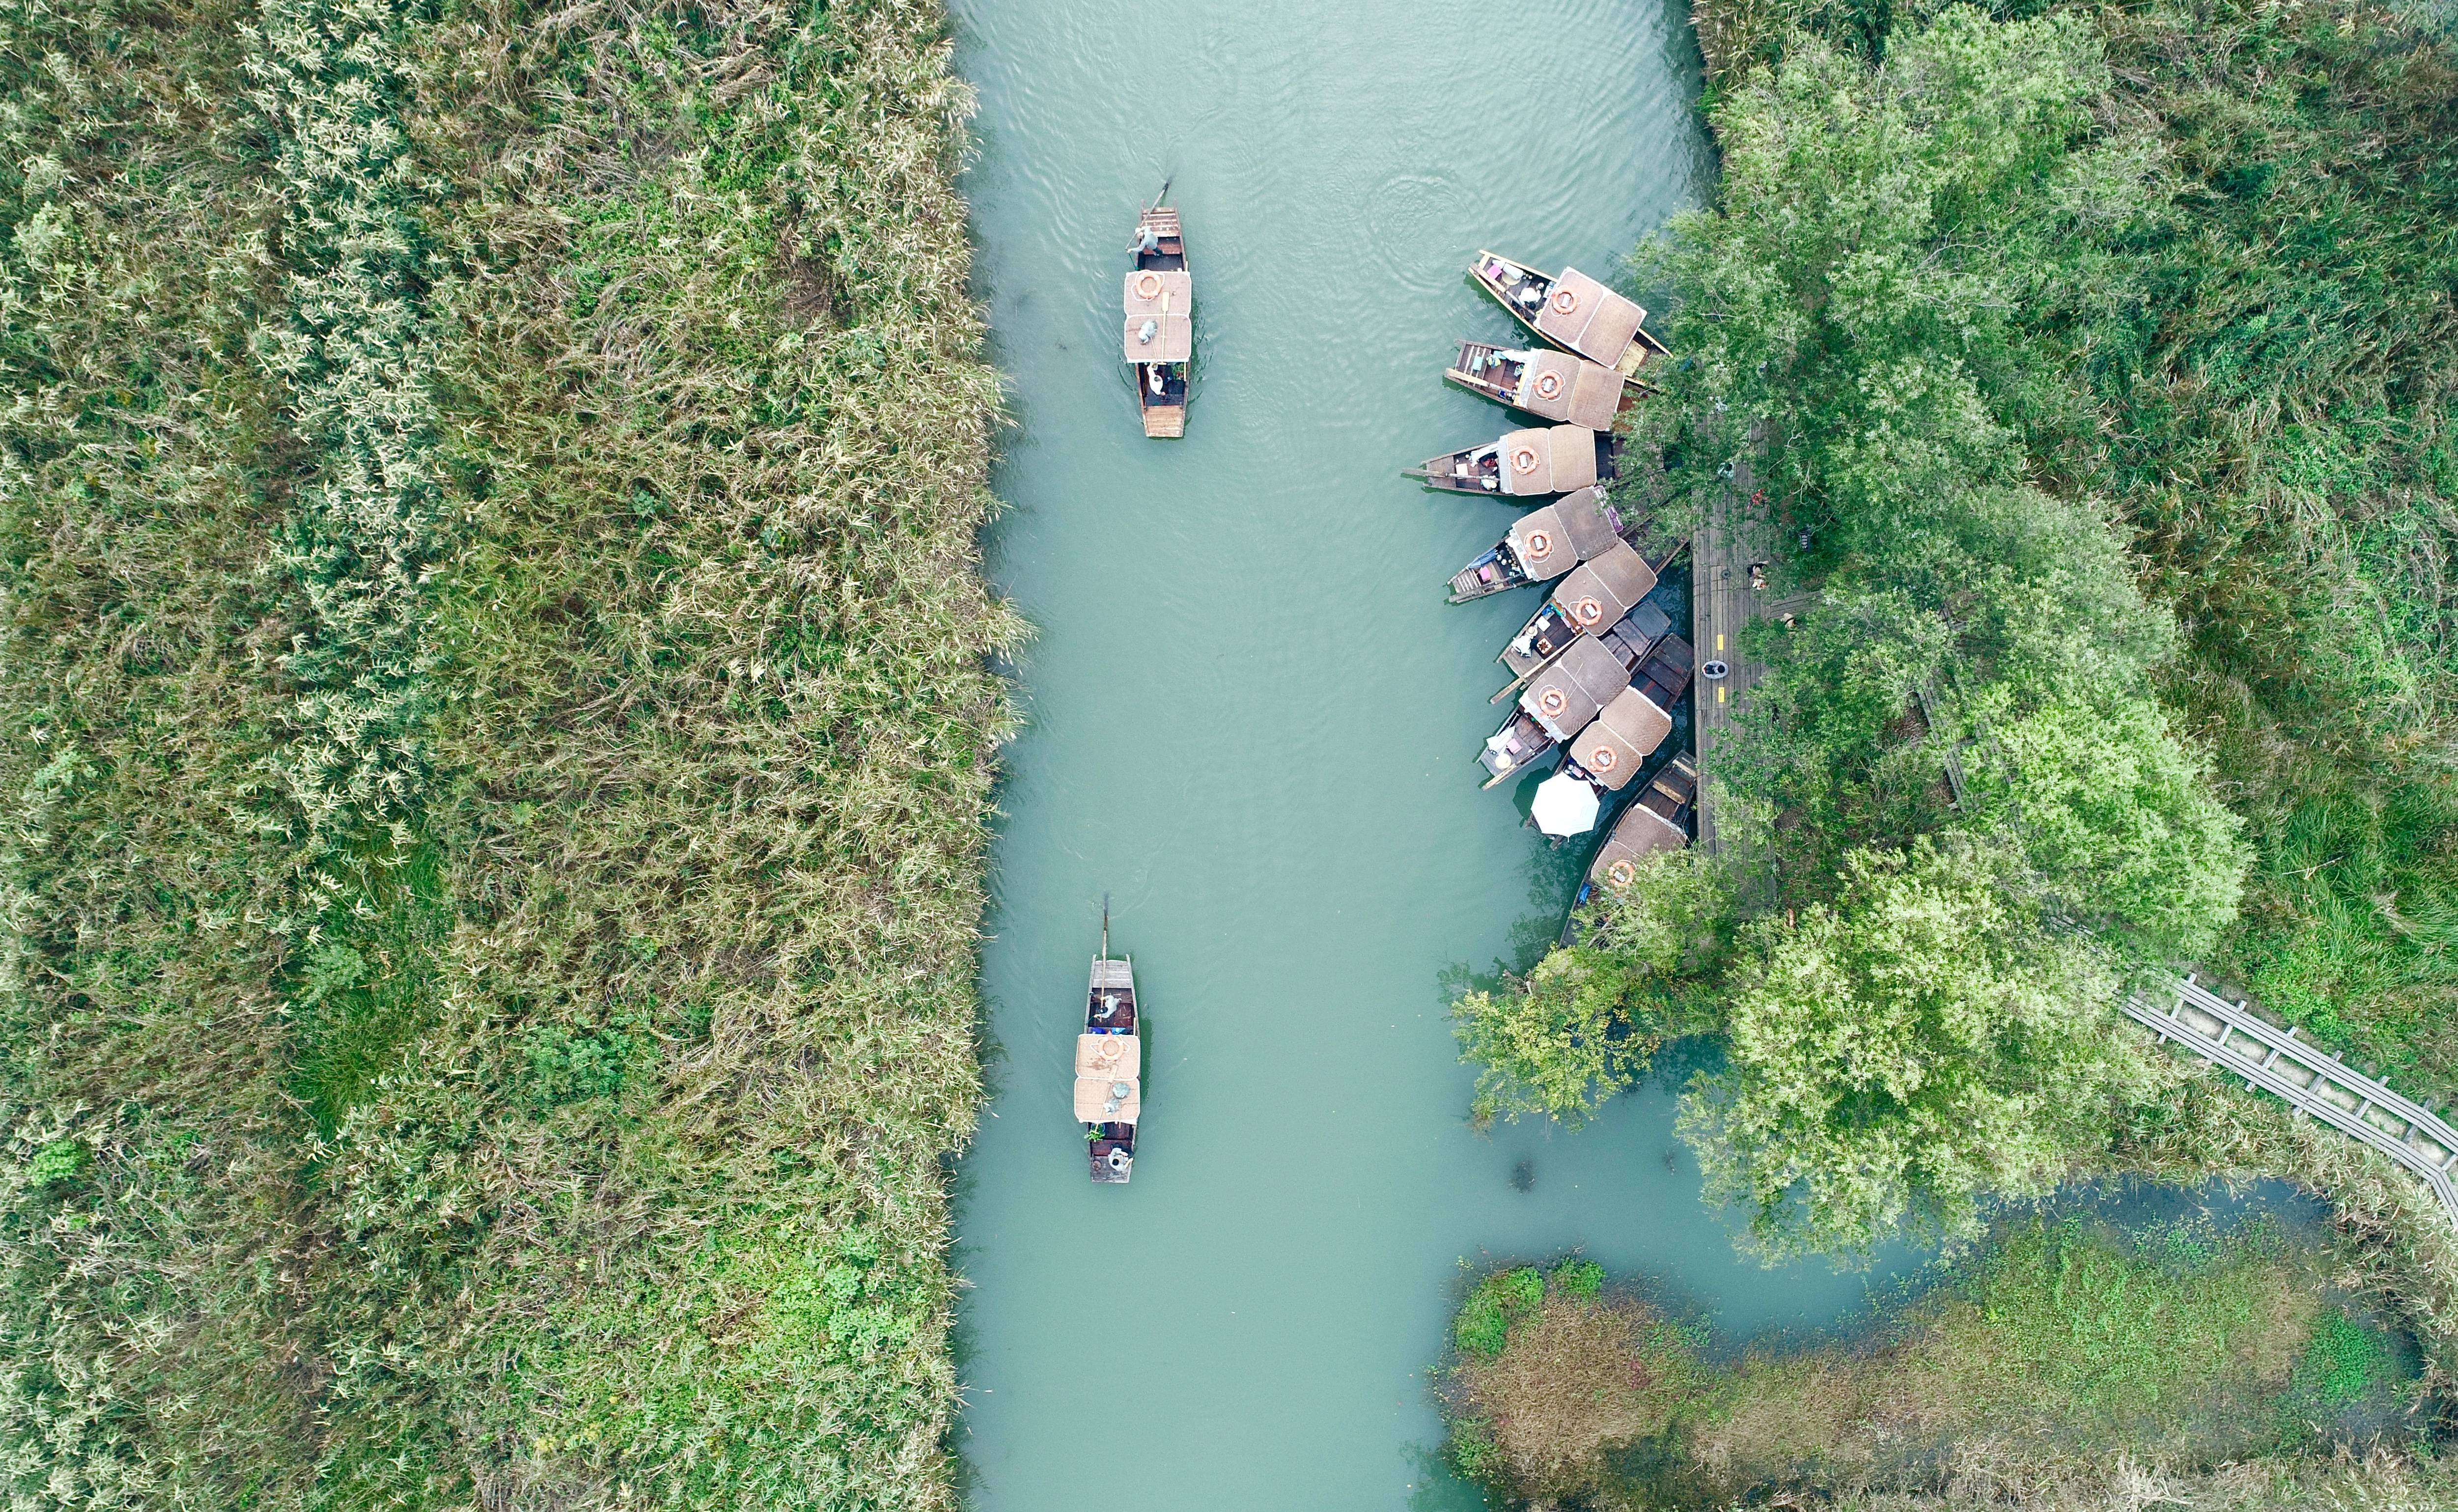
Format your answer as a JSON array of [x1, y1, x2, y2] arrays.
[[2127, 975, 2458, 1223], [1690, 474, 1809, 855]]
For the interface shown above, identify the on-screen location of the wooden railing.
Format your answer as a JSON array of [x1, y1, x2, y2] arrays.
[[2124, 974, 2458, 1222]]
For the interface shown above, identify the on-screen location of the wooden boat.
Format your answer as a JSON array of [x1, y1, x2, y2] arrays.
[[1075, 910, 1141, 1183], [1562, 755, 1700, 939], [1479, 634, 1630, 787], [1495, 543, 1660, 684], [1449, 486, 1623, 602], [1557, 633, 1696, 794], [1405, 424, 1618, 497], [1447, 340, 1639, 429], [1470, 251, 1670, 378], [1481, 597, 1682, 785], [1587, 755, 1701, 890], [1124, 205, 1191, 438]]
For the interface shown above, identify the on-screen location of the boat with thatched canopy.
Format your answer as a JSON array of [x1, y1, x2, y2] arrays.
[[1405, 424, 1617, 497], [1479, 634, 1631, 787], [1495, 542, 1660, 684], [1535, 633, 1698, 830], [1559, 753, 1702, 942], [1125, 205, 1191, 438], [1581, 755, 1700, 898], [1470, 251, 1670, 378], [1076, 914, 1141, 1183], [1449, 485, 1625, 601], [1447, 340, 1639, 428]]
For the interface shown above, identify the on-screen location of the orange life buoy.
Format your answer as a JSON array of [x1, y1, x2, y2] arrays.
[[1550, 288, 1579, 316], [1539, 688, 1566, 715], [1536, 372, 1563, 399], [1573, 596, 1604, 624], [1607, 859, 1636, 888], [1135, 271, 1164, 300], [1510, 446, 1540, 475], [1523, 529, 1552, 557], [1591, 746, 1617, 772]]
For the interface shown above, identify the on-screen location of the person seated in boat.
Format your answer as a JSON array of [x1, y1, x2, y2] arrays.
[[1147, 363, 1167, 395]]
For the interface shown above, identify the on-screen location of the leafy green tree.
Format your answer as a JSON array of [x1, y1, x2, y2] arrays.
[[1681, 841, 2173, 1260], [1962, 692, 2248, 960], [1452, 851, 1729, 1126]]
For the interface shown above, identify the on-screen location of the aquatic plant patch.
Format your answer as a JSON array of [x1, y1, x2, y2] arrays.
[[1441, 1217, 2424, 1507]]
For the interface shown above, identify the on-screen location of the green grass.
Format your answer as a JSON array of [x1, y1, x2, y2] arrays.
[[0, 0, 1012, 1505], [1444, 1216, 2420, 1507], [1454, 1266, 1546, 1358]]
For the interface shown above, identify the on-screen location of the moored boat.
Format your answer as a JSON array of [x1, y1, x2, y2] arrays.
[[1483, 598, 1684, 786], [1448, 485, 1623, 601], [1495, 542, 1660, 684], [1592, 754, 1701, 887], [1125, 205, 1191, 438], [1075, 915, 1141, 1183], [1447, 339, 1638, 429], [1532, 633, 1697, 833], [1405, 424, 1618, 497], [1558, 753, 1702, 943], [1470, 251, 1670, 378], [1480, 634, 1630, 787]]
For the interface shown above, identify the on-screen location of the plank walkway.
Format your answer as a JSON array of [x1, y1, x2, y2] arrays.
[[2126, 974, 2458, 1223], [1690, 472, 1808, 856]]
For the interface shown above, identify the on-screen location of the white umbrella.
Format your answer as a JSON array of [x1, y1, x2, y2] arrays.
[[1532, 771, 1601, 837]]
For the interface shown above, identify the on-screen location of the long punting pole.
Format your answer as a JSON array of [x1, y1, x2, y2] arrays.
[[1100, 894, 1111, 963]]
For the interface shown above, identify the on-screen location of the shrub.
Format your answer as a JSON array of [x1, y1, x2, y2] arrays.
[[1551, 1258, 1605, 1300]]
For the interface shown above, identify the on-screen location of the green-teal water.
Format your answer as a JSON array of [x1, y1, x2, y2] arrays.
[[950, 2, 1903, 1505]]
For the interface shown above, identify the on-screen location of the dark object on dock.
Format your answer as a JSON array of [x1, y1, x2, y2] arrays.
[[1448, 485, 1623, 601], [1447, 339, 1639, 429], [1470, 250, 1670, 378], [1125, 205, 1190, 439], [1405, 424, 1619, 497], [1077, 913, 1140, 1183], [1496, 543, 1660, 685]]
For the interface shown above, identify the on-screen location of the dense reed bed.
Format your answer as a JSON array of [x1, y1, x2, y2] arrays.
[[0, 0, 1013, 1505]]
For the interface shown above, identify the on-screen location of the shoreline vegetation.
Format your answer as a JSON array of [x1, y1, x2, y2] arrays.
[[1443, 1210, 2445, 1508], [1, 0, 1012, 1505], [1446, 0, 2458, 1499]]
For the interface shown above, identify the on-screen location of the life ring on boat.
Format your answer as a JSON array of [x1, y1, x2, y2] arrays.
[[1536, 371, 1563, 399], [1590, 746, 1618, 772], [1551, 287, 1579, 315], [1510, 446, 1540, 475], [1522, 530, 1551, 557], [1607, 859, 1637, 888], [1572, 596, 1604, 625], [1538, 687, 1567, 716], [1135, 271, 1164, 300]]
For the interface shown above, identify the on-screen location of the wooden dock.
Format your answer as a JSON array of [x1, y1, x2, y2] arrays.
[[2128, 974, 2458, 1224], [1689, 469, 1808, 855]]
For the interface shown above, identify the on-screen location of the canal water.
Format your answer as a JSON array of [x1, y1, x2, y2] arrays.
[[947, 1, 1898, 1506]]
